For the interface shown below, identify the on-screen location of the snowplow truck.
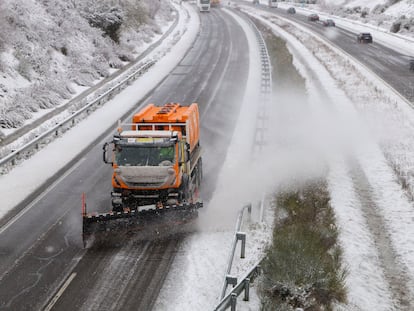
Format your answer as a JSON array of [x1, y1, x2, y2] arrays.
[[103, 103, 203, 211], [82, 103, 203, 246]]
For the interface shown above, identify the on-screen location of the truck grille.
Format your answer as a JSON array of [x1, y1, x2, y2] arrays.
[[125, 181, 165, 188]]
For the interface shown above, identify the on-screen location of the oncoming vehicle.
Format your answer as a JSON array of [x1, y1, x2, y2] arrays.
[[357, 32, 373, 43], [211, 0, 220, 7], [197, 0, 210, 12], [268, 0, 277, 8], [287, 7, 296, 14], [323, 19, 335, 27], [308, 13, 319, 21], [253, 0, 259, 4]]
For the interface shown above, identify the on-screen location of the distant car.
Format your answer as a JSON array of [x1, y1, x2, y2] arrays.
[[308, 14, 319, 21], [287, 7, 296, 14], [323, 19, 335, 27], [357, 32, 373, 43], [268, 0, 278, 8], [253, 0, 259, 4]]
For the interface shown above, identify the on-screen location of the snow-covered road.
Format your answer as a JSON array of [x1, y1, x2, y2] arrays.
[[1, 1, 414, 310]]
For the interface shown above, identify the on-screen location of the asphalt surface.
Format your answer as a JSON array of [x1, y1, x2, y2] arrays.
[[0, 6, 249, 311]]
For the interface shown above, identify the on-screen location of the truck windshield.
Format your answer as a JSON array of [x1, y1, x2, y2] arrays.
[[200, 0, 210, 3], [115, 145, 175, 166]]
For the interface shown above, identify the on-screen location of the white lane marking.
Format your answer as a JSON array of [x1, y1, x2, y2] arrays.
[[0, 158, 86, 236], [43, 272, 77, 311]]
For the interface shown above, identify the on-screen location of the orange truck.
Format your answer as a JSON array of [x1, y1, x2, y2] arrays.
[[103, 103, 203, 212], [211, 0, 221, 7]]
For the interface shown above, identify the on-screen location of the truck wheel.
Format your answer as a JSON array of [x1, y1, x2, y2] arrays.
[[179, 174, 191, 202], [111, 190, 124, 212], [112, 200, 123, 213], [198, 158, 203, 182]]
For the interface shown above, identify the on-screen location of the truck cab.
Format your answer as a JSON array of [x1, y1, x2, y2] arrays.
[[103, 103, 202, 211], [105, 130, 189, 210], [198, 0, 211, 12]]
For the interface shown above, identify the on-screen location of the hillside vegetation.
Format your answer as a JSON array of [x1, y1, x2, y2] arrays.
[[0, 0, 172, 131]]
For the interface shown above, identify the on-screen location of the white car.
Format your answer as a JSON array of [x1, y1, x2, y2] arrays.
[[268, 0, 278, 7]]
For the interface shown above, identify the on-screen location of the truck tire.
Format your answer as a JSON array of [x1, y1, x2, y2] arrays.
[[179, 174, 191, 202]]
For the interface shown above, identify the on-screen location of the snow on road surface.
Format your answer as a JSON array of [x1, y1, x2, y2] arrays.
[[1, 0, 414, 310], [153, 7, 268, 310]]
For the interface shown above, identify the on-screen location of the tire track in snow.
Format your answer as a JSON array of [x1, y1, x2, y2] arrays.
[[349, 159, 413, 310], [79, 241, 150, 311]]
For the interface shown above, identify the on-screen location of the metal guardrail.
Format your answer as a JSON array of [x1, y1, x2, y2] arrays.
[[219, 204, 251, 300], [214, 200, 267, 311], [0, 60, 155, 171], [215, 260, 262, 311], [251, 16, 272, 154], [213, 12, 272, 311]]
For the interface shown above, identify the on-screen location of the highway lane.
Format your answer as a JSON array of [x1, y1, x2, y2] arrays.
[[245, 2, 414, 102], [0, 6, 249, 311]]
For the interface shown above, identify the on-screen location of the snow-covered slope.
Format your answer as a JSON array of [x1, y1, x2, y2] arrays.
[[0, 0, 173, 132]]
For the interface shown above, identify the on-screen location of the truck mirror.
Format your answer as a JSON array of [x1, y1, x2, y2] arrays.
[[178, 143, 190, 165], [102, 142, 113, 165], [185, 143, 191, 162]]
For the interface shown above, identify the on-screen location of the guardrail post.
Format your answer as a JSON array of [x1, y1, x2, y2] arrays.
[[247, 203, 252, 214], [226, 275, 237, 288], [236, 232, 246, 259], [243, 278, 250, 301], [230, 293, 237, 311]]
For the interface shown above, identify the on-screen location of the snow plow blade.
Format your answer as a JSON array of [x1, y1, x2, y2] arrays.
[[82, 202, 202, 248]]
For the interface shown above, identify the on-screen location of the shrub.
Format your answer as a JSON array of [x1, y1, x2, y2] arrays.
[[260, 181, 347, 310]]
